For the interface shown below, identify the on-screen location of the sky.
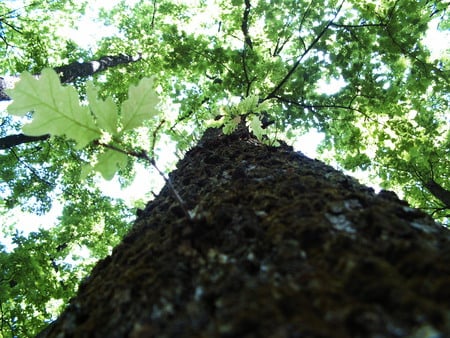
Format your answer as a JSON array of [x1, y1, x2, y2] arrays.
[[1, 0, 449, 248]]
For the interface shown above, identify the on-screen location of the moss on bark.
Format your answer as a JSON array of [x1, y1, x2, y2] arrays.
[[41, 128, 450, 337]]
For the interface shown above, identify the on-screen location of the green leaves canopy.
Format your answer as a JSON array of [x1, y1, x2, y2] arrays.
[[0, 0, 449, 335]]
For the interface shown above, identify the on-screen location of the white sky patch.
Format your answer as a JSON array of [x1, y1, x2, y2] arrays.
[[316, 77, 347, 95], [292, 130, 325, 158], [0, 201, 62, 251], [56, 1, 124, 50], [424, 19, 450, 60]]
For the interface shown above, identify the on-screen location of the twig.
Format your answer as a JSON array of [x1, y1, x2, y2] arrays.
[[10, 148, 54, 188], [150, 0, 157, 29], [263, 0, 344, 101], [97, 141, 192, 221], [150, 119, 166, 157], [136, 149, 192, 221]]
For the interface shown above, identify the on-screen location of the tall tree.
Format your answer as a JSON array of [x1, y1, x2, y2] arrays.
[[40, 126, 450, 337], [0, 0, 449, 336]]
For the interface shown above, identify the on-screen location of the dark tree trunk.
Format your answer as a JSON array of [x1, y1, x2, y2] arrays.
[[40, 128, 450, 338], [425, 179, 450, 209]]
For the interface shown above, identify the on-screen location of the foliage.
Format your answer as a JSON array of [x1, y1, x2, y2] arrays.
[[209, 95, 274, 142], [7, 68, 160, 179], [0, 0, 448, 335], [0, 190, 132, 337], [0, 0, 89, 73]]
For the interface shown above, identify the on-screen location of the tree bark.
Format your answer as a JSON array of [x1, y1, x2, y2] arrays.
[[40, 128, 450, 337], [0, 76, 11, 101], [54, 53, 142, 84], [425, 179, 450, 209], [0, 53, 142, 149], [0, 133, 49, 150]]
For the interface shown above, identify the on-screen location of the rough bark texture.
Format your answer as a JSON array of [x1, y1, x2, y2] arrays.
[[42, 128, 450, 338]]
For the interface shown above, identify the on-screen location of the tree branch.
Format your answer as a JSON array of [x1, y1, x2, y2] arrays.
[[263, 0, 344, 101], [424, 179, 450, 209], [0, 133, 49, 150], [241, 0, 253, 50], [273, 95, 366, 116], [241, 51, 255, 97], [96, 140, 191, 221], [240, 0, 255, 96], [10, 148, 54, 188], [55, 53, 142, 84], [150, 0, 157, 29], [330, 22, 386, 29]]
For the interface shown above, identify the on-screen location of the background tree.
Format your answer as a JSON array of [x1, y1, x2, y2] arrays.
[[0, 0, 449, 336]]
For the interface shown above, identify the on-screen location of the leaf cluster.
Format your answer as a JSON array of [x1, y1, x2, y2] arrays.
[[7, 68, 160, 180]]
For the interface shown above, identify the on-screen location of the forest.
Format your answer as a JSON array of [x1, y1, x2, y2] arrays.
[[0, 0, 449, 336]]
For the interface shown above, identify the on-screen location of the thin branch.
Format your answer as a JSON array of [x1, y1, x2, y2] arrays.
[[240, 0, 255, 96], [140, 151, 191, 221], [330, 22, 386, 29], [97, 141, 192, 221], [273, 93, 385, 126], [0, 31, 14, 49], [150, 0, 157, 29], [241, 50, 255, 97], [273, 95, 365, 115], [241, 0, 253, 50], [10, 148, 53, 188], [272, 34, 291, 57], [0, 18, 23, 35], [263, 0, 344, 101], [385, 26, 446, 79], [298, 0, 314, 35], [150, 119, 166, 157]]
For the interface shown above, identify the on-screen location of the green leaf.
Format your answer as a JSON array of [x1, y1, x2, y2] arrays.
[[94, 149, 128, 180], [237, 95, 259, 114], [248, 114, 265, 140], [7, 69, 101, 148], [86, 81, 118, 135], [120, 76, 160, 132], [223, 116, 240, 134]]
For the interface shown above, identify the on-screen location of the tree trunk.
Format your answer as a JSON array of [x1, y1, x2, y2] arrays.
[[41, 127, 450, 338]]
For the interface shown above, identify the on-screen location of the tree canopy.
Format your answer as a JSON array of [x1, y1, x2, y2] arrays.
[[0, 0, 448, 336]]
